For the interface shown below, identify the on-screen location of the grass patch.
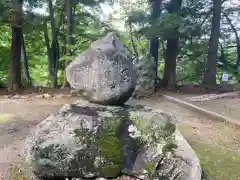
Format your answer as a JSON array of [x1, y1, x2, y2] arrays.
[[8, 166, 27, 180], [178, 123, 240, 180], [0, 113, 15, 124], [190, 141, 240, 180]]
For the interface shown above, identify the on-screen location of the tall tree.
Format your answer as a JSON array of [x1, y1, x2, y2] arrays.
[[45, 0, 65, 88], [149, 0, 162, 91], [63, 0, 74, 87], [203, 0, 222, 85], [162, 0, 182, 88], [48, 0, 58, 88], [1, 0, 45, 91], [8, 0, 24, 92]]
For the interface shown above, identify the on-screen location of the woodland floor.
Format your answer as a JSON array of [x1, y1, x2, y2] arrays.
[[0, 89, 239, 180]]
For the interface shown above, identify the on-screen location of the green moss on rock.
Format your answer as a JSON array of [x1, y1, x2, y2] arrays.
[[73, 116, 124, 177], [96, 116, 124, 177]]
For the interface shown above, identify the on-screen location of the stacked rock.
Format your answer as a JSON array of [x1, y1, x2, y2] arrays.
[[66, 32, 137, 105], [24, 33, 202, 180]]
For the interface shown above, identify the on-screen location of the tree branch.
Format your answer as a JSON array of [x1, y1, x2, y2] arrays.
[[199, 9, 213, 27]]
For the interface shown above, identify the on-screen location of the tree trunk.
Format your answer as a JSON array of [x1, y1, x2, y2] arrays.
[[21, 32, 32, 86], [48, 0, 58, 88], [203, 0, 222, 85], [149, 0, 162, 92], [162, 38, 179, 88], [43, 21, 54, 86], [162, 0, 182, 88], [63, 0, 74, 87], [8, 26, 22, 92], [44, 0, 65, 88], [8, 0, 24, 92]]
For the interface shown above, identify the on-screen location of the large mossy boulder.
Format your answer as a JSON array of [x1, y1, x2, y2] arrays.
[[24, 100, 201, 180]]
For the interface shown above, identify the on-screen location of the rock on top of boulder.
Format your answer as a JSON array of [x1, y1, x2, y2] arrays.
[[66, 32, 137, 105], [90, 32, 126, 54]]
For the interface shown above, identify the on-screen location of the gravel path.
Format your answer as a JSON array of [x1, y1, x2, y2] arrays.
[[162, 92, 240, 120], [190, 98, 240, 120]]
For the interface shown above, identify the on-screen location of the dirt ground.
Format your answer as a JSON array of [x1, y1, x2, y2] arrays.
[[0, 94, 78, 179], [0, 92, 240, 179]]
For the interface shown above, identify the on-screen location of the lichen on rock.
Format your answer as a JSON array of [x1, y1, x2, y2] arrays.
[[24, 101, 201, 180], [126, 111, 177, 179]]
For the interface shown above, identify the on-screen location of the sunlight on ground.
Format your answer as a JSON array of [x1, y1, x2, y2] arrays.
[[178, 124, 240, 180], [0, 114, 15, 124]]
